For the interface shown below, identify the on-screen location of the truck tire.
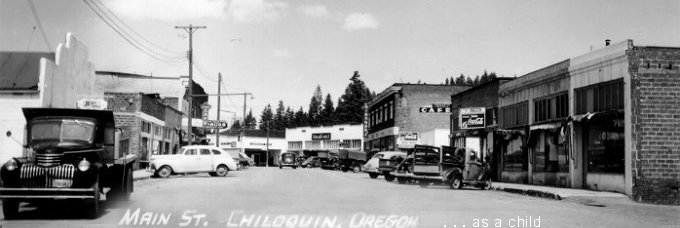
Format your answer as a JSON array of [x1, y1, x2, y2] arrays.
[[2, 199, 19, 219], [368, 173, 379, 179], [215, 165, 229, 177], [85, 183, 100, 219], [384, 174, 395, 182], [156, 166, 172, 178], [450, 175, 463, 189]]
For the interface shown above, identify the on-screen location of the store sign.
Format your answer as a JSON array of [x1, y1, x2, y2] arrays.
[[397, 132, 419, 145], [204, 120, 228, 129], [312, 133, 331, 140], [419, 103, 452, 113], [459, 107, 486, 129], [77, 98, 107, 110]]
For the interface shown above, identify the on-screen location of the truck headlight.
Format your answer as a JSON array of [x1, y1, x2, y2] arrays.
[[4, 159, 18, 171], [78, 158, 91, 172]]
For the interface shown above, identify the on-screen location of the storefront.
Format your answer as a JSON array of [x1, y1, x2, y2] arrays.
[[207, 129, 286, 166], [285, 124, 363, 157]]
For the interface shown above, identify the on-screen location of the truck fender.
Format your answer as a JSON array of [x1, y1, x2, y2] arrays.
[[443, 168, 463, 183]]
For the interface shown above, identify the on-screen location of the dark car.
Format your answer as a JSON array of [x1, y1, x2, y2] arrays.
[[279, 152, 298, 169], [300, 156, 321, 168]]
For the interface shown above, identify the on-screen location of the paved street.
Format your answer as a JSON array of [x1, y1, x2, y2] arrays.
[[1, 167, 678, 228]]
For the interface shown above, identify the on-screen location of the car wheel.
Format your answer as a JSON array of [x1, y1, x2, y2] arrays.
[[156, 166, 172, 178], [2, 199, 20, 219], [368, 173, 379, 179], [279, 165, 282, 169], [483, 178, 493, 190], [341, 167, 348, 172], [293, 166, 297, 169], [215, 165, 229, 177], [305, 164, 312, 169], [384, 174, 395, 182], [450, 175, 463, 189]]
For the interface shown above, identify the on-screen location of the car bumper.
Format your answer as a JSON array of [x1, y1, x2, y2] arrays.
[[0, 187, 96, 200]]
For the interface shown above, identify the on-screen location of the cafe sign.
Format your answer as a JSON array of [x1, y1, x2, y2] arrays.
[[419, 103, 451, 113], [459, 107, 486, 129]]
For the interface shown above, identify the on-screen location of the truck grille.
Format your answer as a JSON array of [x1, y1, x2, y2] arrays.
[[19, 164, 75, 188], [35, 153, 62, 167]]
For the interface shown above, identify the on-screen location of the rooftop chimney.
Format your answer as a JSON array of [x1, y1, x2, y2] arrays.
[[605, 39, 611, 46]]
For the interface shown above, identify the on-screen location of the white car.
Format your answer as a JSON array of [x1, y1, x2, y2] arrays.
[[150, 145, 238, 178], [364, 151, 407, 179]]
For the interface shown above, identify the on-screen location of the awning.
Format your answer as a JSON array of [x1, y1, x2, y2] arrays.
[[495, 129, 525, 136], [529, 122, 562, 131], [568, 110, 623, 123]]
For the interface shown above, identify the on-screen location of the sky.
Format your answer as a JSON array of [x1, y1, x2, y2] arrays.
[[1, 0, 680, 122]]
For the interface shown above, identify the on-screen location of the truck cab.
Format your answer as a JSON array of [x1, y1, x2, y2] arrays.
[[0, 108, 136, 219]]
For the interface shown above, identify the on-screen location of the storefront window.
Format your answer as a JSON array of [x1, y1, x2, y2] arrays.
[[532, 131, 568, 172], [586, 124, 624, 173], [503, 135, 526, 171]]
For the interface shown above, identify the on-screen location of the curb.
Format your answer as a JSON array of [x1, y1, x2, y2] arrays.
[[493, 186, 563, 200]]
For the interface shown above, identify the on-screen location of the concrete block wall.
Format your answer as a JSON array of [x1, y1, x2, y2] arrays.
[[629, 47, 680, 205]]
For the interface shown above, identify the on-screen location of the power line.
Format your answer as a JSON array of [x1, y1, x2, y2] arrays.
[[25, 25, 36, 51], [86, 0, 185, 61], [89, 0, 185, 58], [26, 0, 51, 51], [83, 0, 186, 64]]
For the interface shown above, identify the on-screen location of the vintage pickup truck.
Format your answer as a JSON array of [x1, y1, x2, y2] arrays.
[[0, 108, 136, 219], [392, 144, 492, 189]]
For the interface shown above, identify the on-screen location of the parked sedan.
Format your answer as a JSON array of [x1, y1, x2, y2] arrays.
[[363, 151, 407, 179], [150, 145, 238, 178]]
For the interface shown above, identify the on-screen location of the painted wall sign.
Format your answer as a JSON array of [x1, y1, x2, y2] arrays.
[[419, 103, 452, 113], [311, 133, 331, 140], [459, 107, 486, 129]]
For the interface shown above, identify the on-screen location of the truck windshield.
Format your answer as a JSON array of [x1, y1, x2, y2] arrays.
[[31, 119, 95, 142]]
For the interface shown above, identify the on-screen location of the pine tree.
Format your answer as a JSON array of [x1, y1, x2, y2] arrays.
[[335, 71, 373, 124], [231, 119, 242, 130], [284, 106, 295, 129], [465, 76, 474, 86], [473, 75, 480, 86], [455, 74, 466, 85], [445, 78, 450, 85], [294, 107, 308, 127], [259, 104, 274, 130], [244, 109, 257, 129], [307, 85, 323, 126], [273, 101, 286, 130], [320, 93, 335, 125]]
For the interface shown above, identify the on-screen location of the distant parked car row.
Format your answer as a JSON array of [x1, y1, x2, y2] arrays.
[[365, 145, 493, 190], [278, 149, 368, 173], [149, 145, 252, 178]]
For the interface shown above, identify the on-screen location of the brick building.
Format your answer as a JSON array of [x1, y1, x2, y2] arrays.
[[365, 84, 468, 152], [495, 40, 679, 205], [105, 92, 183, 169], [450, 78, 514, 181]]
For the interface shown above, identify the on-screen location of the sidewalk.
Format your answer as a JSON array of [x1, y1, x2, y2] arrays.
[[132, 169, 153, 181], [492, 182, 627, 200]]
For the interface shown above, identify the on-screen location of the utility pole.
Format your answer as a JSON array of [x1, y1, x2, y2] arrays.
[[216, 73, 222, 147], [175, 24, 206, 146], [242, 93, 247, 156]]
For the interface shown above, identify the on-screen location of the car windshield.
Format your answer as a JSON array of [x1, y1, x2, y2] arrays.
[[31, 119, 95, 142]]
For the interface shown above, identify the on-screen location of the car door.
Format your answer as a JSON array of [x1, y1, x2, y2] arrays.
[[196, 148, 214, 172], [178, 148, 198, 172]]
